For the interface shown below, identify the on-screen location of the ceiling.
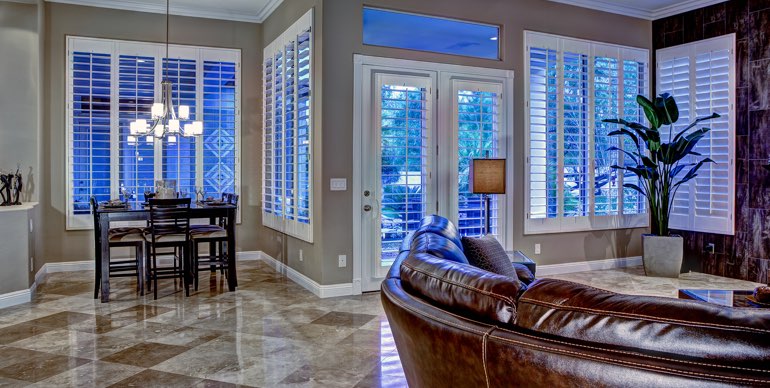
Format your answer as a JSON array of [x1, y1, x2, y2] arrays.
[[548, 0, 727, 20], [46, 0, 726, 23], [45, 0, 284, 23]]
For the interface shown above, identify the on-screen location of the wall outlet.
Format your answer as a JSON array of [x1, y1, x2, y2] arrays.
[[330, 178, 347, 191], [534, 244, 541, 255], [299, 249, 304, 261], [338, 254, 347, 267]]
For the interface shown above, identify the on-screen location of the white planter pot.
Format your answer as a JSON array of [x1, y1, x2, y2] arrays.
[[642, 234, 683, 278]]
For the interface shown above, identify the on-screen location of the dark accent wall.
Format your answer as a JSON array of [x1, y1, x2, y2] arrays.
[[654, 0, 770, 284]]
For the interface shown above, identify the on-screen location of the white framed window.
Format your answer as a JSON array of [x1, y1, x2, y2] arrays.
[[524, 31, 650, 234], [262, 9, 314, 243], [66, 36, 241, 230], [657, 34, 735, 235]]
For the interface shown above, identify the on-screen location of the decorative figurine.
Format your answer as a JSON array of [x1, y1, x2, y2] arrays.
[[11, 166, 22, 205], [0, 172, 8, 206]]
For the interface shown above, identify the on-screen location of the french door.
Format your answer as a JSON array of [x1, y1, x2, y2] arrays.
[[355, 56, 512, 293], [361, 71, 437, 292]]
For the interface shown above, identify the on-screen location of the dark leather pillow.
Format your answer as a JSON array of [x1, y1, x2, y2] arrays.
[[512, 263, 536, 285], [462, 235, 518, 279]]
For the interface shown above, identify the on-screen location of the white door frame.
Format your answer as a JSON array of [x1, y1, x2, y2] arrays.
[[352, 54, 514, 294]]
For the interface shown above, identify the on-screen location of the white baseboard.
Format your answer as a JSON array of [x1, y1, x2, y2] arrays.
[[46, 260, 94, 273], [251, 251, 354, 298], [537, 256, 642, 276], [0, 289, 32, 309]]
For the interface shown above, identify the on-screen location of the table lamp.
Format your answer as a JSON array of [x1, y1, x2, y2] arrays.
[[469, 158, 506, 235]]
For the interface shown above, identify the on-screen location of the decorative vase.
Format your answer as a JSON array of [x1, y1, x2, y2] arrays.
[[642, 234, 683, 278]]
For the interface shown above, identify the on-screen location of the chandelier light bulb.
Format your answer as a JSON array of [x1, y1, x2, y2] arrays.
[[169, 119, 180, 133], [145, 135, 154, 144], [129, 121, 139, 135], [192, 121, 204, 135], [127, 135, 137, 145], [178, 105, 190, 120], [168, 135, 177, 143], [154, 124, 164, 138], [136, 119, 148, 134], [152, 103, 164, 119], [183, 123, 193, 137]]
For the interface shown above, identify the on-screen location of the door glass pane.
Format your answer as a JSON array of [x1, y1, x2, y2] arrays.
[[457, 89, 500, 237], [380, 83, 429, 267]]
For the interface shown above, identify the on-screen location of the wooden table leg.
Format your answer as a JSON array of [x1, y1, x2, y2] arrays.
[[226, 208, 237, 291], [99, 214, 111, 303]]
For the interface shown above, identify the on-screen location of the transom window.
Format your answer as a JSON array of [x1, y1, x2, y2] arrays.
[[66, 36, 241, 230], [524, 31, 649, 234]]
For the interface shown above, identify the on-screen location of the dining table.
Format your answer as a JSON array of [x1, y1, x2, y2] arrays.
[[94, 201, 238, 302]]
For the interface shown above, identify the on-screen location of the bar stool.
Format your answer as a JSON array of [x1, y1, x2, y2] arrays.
[[90, 197, 145, 298], [190, 193, 238, 291], [143, 198, 191, 299]]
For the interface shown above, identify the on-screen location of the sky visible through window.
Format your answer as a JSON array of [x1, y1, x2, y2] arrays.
[[363, 8, 500, 60]]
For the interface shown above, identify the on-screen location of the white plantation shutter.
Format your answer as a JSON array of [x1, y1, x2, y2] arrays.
[[65, 37, 241, 230], [262, 9, 314, 242], [657, 34, 735, 235], [525, 31, 649, 234]]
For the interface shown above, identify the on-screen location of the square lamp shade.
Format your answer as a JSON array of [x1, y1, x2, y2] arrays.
[[469, 158, 506, 194]]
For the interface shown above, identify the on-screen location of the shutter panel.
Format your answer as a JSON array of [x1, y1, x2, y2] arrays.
[[528, 46, 559, 220], [621, 59, 647, 215], [71, 51, 112, 216], [273, 50, 285, 219], [161, 58, 197, 197], [657, 34, 734, 235], [284, 41, 296, 222], [456, 83, 501, 237], [593, 55, 620, 216], [562, 51, 590, 218], [263, 57, 274, 218], [296, 28, 312, 225], [693, 46, 733, 233], [118, 54, 155, 205], [202, 60, 237, 197], [658, 55, 692, 229]]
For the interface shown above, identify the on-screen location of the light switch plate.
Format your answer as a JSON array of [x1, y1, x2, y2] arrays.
[[330, 178, 347, 191]]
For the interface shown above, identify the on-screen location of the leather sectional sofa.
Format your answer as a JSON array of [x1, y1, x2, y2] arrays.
[[381, 215, 770, 387]]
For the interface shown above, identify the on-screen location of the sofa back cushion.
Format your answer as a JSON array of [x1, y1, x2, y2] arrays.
[[400, 253, 525, 325], [410, 214, 463, 251], [410, 232, 469, 264], [516, 278, 770, 369]]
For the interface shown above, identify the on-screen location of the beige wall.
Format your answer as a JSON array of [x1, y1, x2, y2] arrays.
[[314, 0, 652, 284], [41, 3, 262, 264], [0, 1, 40, 203]]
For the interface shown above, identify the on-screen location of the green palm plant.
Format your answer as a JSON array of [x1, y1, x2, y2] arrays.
[[603, 93, 720, 236]]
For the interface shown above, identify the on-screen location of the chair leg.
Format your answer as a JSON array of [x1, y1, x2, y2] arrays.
[[146, 242, 152, 292], [193, 242, 199, 292], [94, 264, 101, 299], [152, 250, 158, 300], [184, 244, 191, 297], [136, 243, 145, 296]]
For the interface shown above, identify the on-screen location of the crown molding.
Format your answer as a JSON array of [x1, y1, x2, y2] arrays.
[[548, 0, 727, 20], [44, 0, 284, 23]]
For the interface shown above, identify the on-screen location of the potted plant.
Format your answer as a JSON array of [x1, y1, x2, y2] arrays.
[[603, 93, 719, 278]]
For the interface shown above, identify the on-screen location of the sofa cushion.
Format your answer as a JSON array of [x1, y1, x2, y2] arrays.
[[400, 253, 525, 325], [410, 233, 469, 264], [516, 278, 770, 369], [411, 215, 463, 251], [512, 263, 536, 285], [461, 235, 518, 279]]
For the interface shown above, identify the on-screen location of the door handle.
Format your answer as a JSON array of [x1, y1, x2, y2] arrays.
[[363, 205, 372, 212]]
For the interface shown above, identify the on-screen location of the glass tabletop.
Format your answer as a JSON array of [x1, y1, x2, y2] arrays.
[[678, 289, 763, 308]]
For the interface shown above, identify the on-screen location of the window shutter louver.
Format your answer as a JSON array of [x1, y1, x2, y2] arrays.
[[455, 83, 502, 237], [118, 55, 155, 205], [70, 50, 112, 225], [202, 60, 237, 197], [657, 35, 735, 235], [525, 31, 649, 234], [261, 10, 314, 242]]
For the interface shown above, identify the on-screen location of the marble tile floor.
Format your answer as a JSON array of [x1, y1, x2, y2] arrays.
[[0, 262, 765, 387]]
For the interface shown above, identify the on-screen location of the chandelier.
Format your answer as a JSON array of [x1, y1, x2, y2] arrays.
[[128, 0, 202, 144]]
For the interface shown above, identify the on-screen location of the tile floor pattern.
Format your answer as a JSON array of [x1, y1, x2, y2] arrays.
[[0, 262, 765, 387], [0, 260, 405, 387]]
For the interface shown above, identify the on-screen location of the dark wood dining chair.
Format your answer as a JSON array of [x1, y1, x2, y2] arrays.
[[190, 193, 238, 291], [144, 198, 191, 299], [90, 197, 145, 298]]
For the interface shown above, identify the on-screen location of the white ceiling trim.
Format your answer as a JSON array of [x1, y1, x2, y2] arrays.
[[44, 0, 284, 23], [548, 0, 727, 20]]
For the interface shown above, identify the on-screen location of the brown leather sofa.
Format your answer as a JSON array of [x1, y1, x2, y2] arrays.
[[381, 216, 770, 387]]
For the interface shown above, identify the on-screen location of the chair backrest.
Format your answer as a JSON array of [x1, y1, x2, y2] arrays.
[[89, 196, 98, 219], [147, 198, 191, 240]]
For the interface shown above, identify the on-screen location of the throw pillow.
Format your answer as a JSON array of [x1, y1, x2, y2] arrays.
[[461, 235, 518, 279]]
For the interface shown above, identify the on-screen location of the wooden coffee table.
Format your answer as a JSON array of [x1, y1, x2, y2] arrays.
[[678, 289, 768, 308]]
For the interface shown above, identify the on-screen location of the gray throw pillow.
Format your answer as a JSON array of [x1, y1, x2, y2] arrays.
[[461, 235, 518, 279]]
